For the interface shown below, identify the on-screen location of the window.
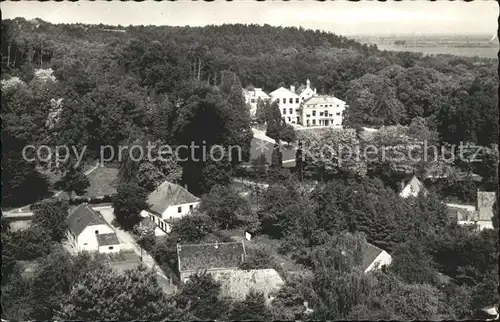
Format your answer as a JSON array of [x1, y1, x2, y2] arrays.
[[250, 99, 256, 103], [296, 98, 299, 103], [95, 230, 99, 234], [83, 242, 88, 245], [289, 108, 293, 114], [282, 98, 286, 104], [324, 110, 328, 116], [289, 98, 293, 103], [312, 120, 316, 125], [312, 111, 316, 116], [336, 112, 341, 116], [177, 206, 182, 213], [283, 108, 286, 115], [109, 246, 114, 250], [189, 205, 193, 210], [319, 112, 323, 116], [288, 117, 291, 122]]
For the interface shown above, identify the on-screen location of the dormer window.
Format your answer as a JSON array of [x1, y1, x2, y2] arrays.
[[178, 206, 182, 213]]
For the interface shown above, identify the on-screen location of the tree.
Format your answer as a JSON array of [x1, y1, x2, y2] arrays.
[[54, 166, 90, 200], [58, 265, 179, 320], [389, 240, 439, 285], [228, 291, 273, 320], [9, 226, 53, 261], [174, 272, 230, 320], [112, 182, 149, 230], [133, 217, 156, 255], [239, 245, 276, 270], [31, 198, 69, 242], [201, 184, 257, 230], [171, 212, 215, 243]]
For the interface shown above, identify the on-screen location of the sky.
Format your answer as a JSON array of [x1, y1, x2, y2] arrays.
[[1, 0, 498, 36]]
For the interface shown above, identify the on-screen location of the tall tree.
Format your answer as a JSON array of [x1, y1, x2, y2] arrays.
[[112, 182, 149, 230]]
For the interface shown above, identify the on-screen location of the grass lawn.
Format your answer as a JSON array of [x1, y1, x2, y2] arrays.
[[103, 250, 142, 272], [82, 166, 119, 198]]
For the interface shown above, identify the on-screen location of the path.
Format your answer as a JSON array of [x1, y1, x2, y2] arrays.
[[232, 178, 270, 189], [93, 205, 177, 294]]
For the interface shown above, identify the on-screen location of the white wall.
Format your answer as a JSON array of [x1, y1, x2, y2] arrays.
[[142, 210, 172, 234], [365, 250, 392, 273], [162, 201, 200, 221], [270, 88, 301, 124], [98, 244, 121, 254], [76, 224, 115, 252]]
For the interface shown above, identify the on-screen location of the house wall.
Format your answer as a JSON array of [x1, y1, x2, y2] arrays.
[[270, 89, 301, 124], [301, 103, 345, 127], [245, 89, 270, 116], [76, 224, 115, 252], [142, 210, 172, 234], [365, 250, 392, 273], [98, 244, 121, 254], [162, 201, 200, 221]]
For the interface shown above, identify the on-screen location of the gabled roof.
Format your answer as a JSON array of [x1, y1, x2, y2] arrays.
[[147, 181, 199, 215], [295, 84, 307, 95], [177, 241, 246, 272], [96, 233, 120, 246], [400, 175, 426, 198], [269, 86, 299, 98], [210, 268, 284, 301], [66, 204, 108, 236], [361, 242, 384, 271]]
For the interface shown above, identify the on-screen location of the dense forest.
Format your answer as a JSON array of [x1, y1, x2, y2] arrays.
[[2, 18, 498, 206], [1, 18, 498, 321]]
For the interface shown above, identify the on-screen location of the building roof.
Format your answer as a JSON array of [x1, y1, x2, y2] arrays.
[[302, 95, 345, 107], [361, 242, 384, 271], [295, 84, 307, 95], [177, 241, 246, 272], [96, 233, 120, 246], [66, 204, 108, 236], [147, 181, 199, 215], [269, 86, 299, 98], [400, 175, 426, 198], [210, 268, 284, 301]]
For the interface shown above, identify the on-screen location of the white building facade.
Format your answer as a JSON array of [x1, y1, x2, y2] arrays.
[[269, 86, 301, 124], [301, 95, 346, 127], [142, 181, 201, 234], [268, 79, 348, 127], [66, 204, 121, 254]]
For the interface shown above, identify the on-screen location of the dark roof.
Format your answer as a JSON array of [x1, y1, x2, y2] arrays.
[[148, 181, 199, 215], [96, 233, 120, 246], [177, 241, 246, 272], [66, 204, 107, 236], [295, 84, 306, 95], [361, 242, 384, 271]]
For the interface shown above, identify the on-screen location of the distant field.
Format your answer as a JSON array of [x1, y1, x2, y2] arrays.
[[353, 35, 498, 58]]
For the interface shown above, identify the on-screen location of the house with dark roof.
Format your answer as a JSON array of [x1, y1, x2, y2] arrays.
[[140, 181, 200, 234], [176, 240, 285, 302], [177, 240, 247, 282], [66, 204, 121, 254]]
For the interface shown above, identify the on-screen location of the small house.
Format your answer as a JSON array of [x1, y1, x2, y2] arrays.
[[66, 204, 120, 254]]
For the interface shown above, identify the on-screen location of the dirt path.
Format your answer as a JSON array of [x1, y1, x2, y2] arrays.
[[93, 205, 177, 294]]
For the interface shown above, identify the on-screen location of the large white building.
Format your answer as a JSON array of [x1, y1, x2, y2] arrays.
[[243, 87, 270, 116], [66, 204, 121, 254], [269, 86, 302, 124], [269, 79, 348, 127]]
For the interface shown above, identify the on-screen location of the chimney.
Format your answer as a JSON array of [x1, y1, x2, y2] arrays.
[[290, 85, 295, 93], [214, 240, 219, 249], [314, 88, 317, 94], [184, 184, 188, 191], [306, 79, 311, 88]]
